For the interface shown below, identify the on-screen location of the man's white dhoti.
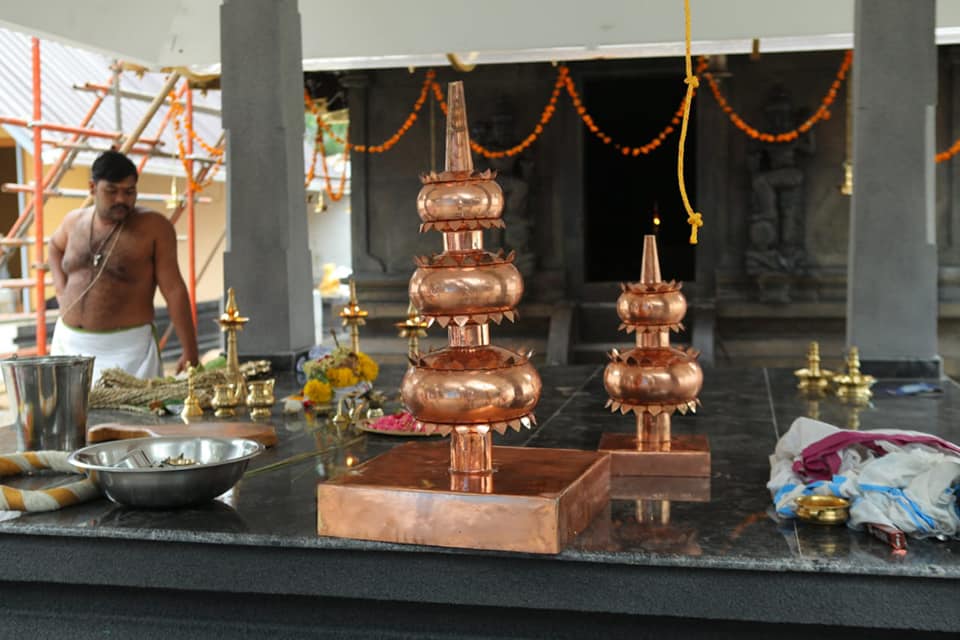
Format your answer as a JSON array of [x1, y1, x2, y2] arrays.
[[50, 319, 163, 384]]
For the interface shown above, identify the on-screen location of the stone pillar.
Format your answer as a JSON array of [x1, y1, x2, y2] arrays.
[[343, 73, 387, 278], [220, 0, 314, 366], [847, 0, 941, 377]]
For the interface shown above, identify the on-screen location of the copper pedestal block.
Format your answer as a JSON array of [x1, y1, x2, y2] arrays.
[[598, 433, 711, 478], [317, 441, 610, 554], [608, 473, 711, 502], [600, 235, 709, 477]]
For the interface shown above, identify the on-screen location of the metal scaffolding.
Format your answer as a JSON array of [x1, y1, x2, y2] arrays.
[[0, 37, 224, 356]]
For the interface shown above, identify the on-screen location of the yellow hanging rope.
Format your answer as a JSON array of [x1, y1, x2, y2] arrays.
[[677, 0, 702, 244]]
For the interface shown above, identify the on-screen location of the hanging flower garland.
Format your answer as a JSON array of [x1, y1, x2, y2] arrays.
[[701, 51, 853, 143], [936, 139, 960, 163], [562, 58, 707, 157], [304, 70, 435, 154], [430, 66, 566, 159], [169, 93, 225, 192], [317, 128, 350, 201]]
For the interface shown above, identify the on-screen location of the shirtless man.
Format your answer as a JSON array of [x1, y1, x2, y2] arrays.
[[47, 151, 198, 382]]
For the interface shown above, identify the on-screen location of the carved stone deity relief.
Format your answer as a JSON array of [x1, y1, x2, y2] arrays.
[[744, 85, 815, 302]]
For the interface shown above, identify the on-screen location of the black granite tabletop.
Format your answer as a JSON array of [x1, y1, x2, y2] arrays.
[[1, 364, 958, 633]]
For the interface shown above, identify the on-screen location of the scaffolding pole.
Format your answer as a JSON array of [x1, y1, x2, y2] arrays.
[[31, 37, 46, 354], [186, 83, 197, 327], [78, 72, 181, 211], [137, 83, 188, 174]]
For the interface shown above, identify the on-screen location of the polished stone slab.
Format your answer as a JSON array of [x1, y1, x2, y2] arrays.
[[0, 364, 958, 633]]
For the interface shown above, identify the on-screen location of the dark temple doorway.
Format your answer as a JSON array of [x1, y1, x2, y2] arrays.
[[583, 71, 697, 283]]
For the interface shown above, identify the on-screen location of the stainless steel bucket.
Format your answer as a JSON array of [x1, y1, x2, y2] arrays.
[[1, 355, 95, 452]]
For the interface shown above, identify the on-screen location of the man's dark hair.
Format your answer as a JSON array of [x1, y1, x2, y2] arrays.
[[91, 151, 138, 183]]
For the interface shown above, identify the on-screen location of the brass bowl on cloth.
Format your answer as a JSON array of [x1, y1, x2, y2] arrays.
[[795, 495, 851, 525]]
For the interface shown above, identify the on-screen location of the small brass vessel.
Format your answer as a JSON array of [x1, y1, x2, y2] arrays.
[[246, 379, 276, 421], [795, 495, 850, 525], [181, 366, 204, 421], [212, 383, 239, 418]]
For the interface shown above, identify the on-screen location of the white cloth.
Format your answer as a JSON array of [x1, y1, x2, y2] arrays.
[[50, 318, 163, 385], [768, 417, 960, 540]]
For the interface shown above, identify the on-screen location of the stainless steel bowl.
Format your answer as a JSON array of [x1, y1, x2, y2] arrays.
[[68, 436, 264, 508]]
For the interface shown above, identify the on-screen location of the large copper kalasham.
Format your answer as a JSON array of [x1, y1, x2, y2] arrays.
[[403, 80, 540, 463], [317, 81, 609, 553], [598, 235, 709, 477]]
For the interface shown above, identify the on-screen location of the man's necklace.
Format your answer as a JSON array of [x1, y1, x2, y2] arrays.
[[88, 212, 122, 268]]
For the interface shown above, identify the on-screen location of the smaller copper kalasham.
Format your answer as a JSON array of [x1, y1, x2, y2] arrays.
[[598, 235, 709, 477]]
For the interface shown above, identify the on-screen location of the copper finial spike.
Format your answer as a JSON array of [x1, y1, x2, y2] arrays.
[[444, 81, 473, 173], [640, 234, 662, 285]]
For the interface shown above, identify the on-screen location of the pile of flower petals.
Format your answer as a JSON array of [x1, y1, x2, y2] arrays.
[[367, 411, 420, 433]]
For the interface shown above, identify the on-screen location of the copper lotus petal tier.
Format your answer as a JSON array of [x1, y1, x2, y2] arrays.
[[604, 346, 703, 408], [419, 219, 506, 233], [414, 412, 538, 436], [414, 249, 515, 269], [419, 169, 497, 184], [417, 179, 504, 224], [608, 345, 701, 362], [410, 261, 523, 320], [411, 343, 530, 370], [401, 349, 542, 426], [604, 398, 701, 417], [619, 322, 684, 335], [622, 280, 682, 294], [424, 309, 517, 328], [617, 286, 688, 327]]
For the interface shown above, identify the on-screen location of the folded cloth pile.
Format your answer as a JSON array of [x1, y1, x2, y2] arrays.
[[768, 417, 960, 539]]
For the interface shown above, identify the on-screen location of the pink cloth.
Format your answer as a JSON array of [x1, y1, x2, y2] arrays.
[[794, 431, 960, 481]]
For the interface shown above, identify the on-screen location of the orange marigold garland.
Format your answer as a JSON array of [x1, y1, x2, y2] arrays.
[[702, 50, 853, 143], [431, 66, 566, 159], [305, 70, 435, 154], [169, 93, 225, 192], [936, 138, 960, 163], [317, 127, 350, 202], [563, 58, 707, 157]]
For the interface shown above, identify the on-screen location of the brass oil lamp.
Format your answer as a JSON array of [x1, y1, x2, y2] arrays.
[[834, 346, 875, 403], [394, 302, 429, 360], [598, 235, 709, 477], [216, 287, 248, 405], [795, 341, 833, 393], [339, 279, 368, 354]]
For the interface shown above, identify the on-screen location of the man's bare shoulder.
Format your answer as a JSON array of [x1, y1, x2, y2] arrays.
[[60, 206, 93, 230], [129, 207, 175, 234]]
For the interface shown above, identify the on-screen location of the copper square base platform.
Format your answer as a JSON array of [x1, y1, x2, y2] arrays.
[[597, 433, 710, 477], [610, 475, 711, 501], [317, 441, 610, 554]]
